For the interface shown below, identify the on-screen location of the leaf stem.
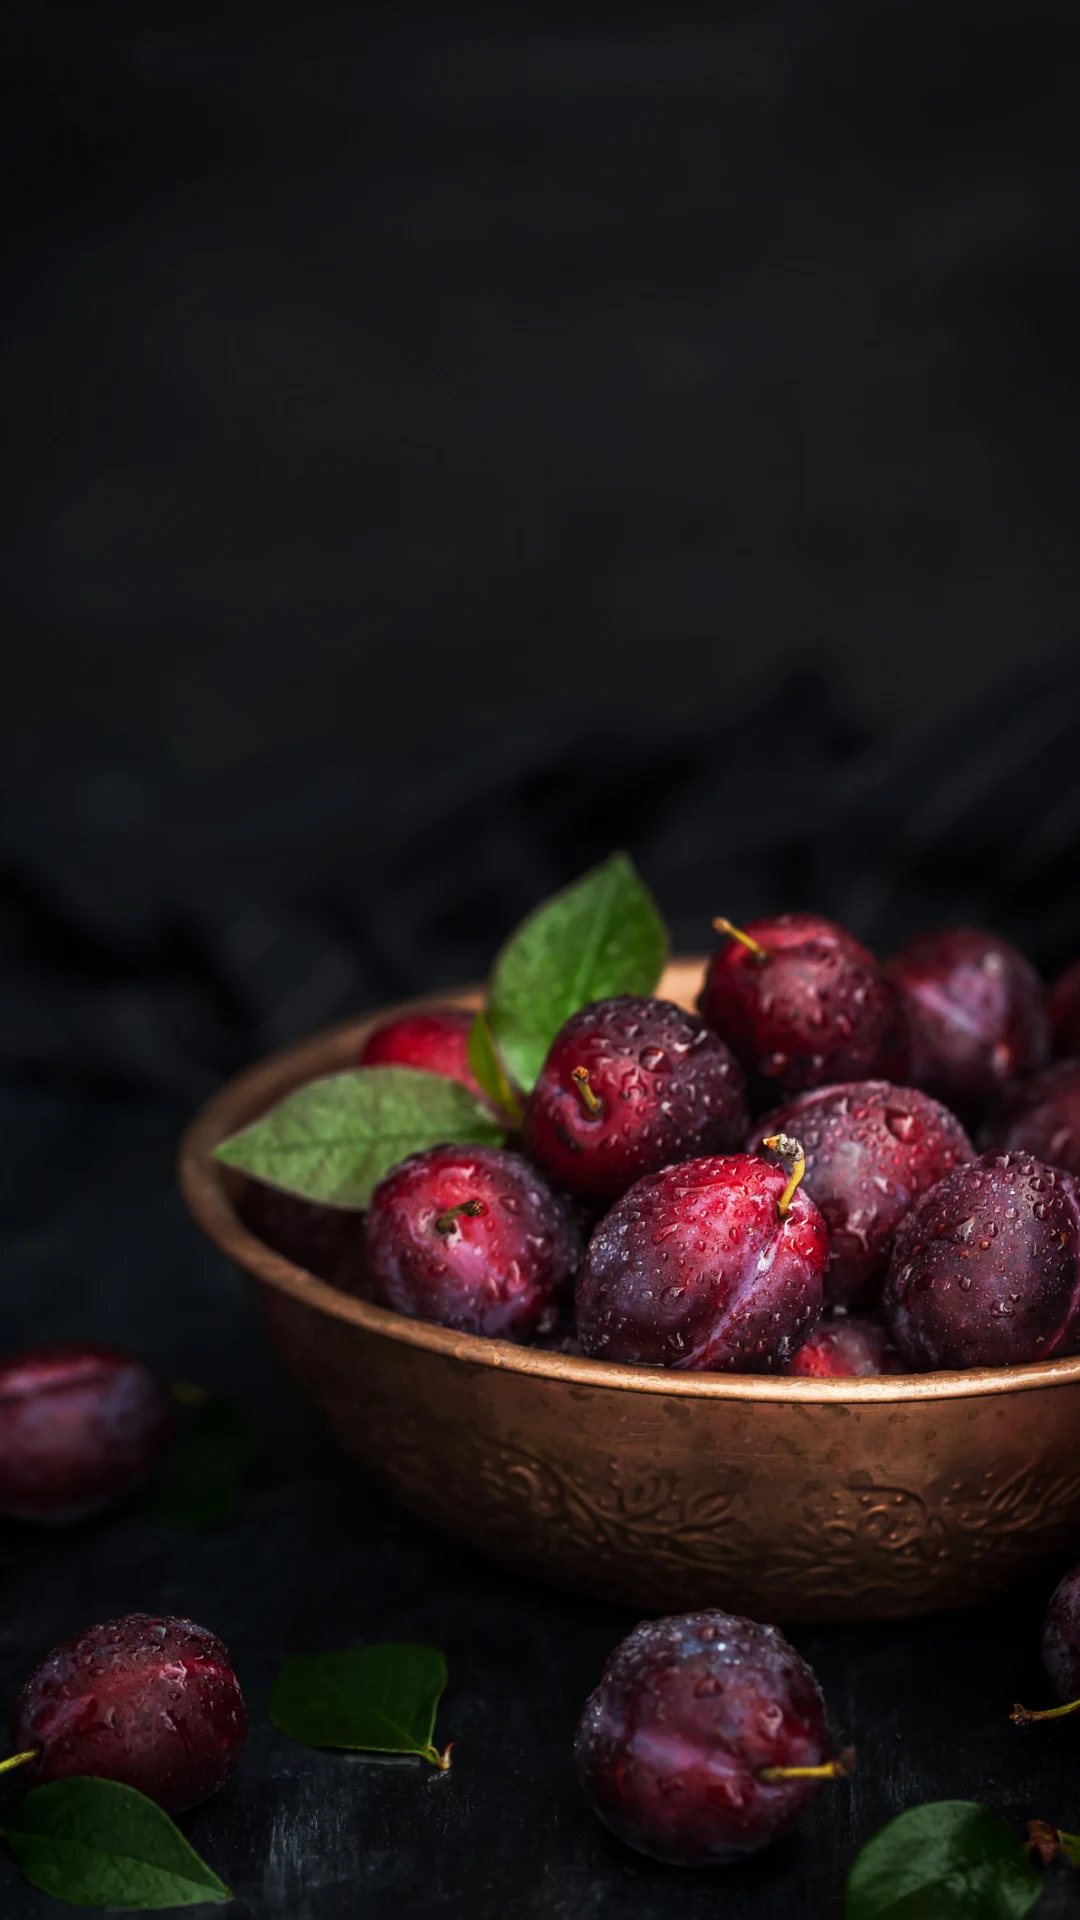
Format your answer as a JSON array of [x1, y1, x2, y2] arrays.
[[713, 916, 768, 959], [422, 1742, 454, 1771], [0, 1751, 37, 1777], [1012, 1697, 1080, 1726]]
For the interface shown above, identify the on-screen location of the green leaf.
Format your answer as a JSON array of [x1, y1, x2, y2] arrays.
[[139, 1391, 259, 1531], [213, 1066, 505, 1207], [487, 852, 669, 1091], [467, 1011, 523, 1123], [268, 1642, 449, 1767], [846, 1801, 1043, 1919], [3, 1778, 231, 1909]]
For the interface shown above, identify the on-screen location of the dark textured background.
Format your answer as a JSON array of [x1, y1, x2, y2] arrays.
[[4, 4, 1080, 1913]]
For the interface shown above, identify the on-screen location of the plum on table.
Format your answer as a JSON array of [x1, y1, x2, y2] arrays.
[[575, 1610, 848, 1865], [0, 1344, 174, 1524], [11, 1613, 247, 1813]]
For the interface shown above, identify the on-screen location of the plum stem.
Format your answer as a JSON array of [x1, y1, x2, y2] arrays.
[[1012, 1698, 1080, 1726], [713, 916, 768, 959], [422, 1741, 454, 1771], [570, 1066, 603, 1118], [758, 1749, 855, 1784], [762, 1133, 807, 1218], [0, 1751, 37, 1777], [434, 1200, 485, 1235]]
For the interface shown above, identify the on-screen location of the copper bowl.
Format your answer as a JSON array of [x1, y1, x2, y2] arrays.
[[179, 958, 1080, 1623]]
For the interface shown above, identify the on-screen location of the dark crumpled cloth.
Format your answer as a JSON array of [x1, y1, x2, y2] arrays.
[[1, 666, 1078, 1101]]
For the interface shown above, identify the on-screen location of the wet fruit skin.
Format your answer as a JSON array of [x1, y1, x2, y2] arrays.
[[13, 1614, 247, 1814], [889, 927, 1050, 1123], [883, 1150, 1080, 1370], [1042, 1563, 1080, 1703], [235, 1177, 368, 1293], [358, 1006, 486, 1102], [576, 1152, 827, 1371], [525, 995, 748, 1204], [0, 1345, 174, 1524], [982, 1060, 1080, 1178], [1051, 960, 1080, 1059], [698, 913, 908, 1107], [754, 1081, 974, 1309], [787, 1314, 902, 1377], [575, 1610, 835, 1865], [364, 1143, 582, 1341]]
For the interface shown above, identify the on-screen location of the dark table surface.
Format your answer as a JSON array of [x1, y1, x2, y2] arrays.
[[3, 1073, 1080, 1919], [6, 2, 1080, 1909]]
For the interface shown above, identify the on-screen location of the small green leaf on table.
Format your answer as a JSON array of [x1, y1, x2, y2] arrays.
[[213, 1066, 505, 1207], [467, 1011, 523, 1123], [268, 1642, 450, 1768], [487, 851, 669, 1092], [140, 1390, 259, 1531], [845, 1800, 1043, 1919], [3, 1777, 231, 1909]]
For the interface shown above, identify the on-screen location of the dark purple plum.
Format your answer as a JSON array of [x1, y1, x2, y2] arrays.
[[12, 1614, 247, 1813], [787, 1315, 902, 1378], [889, 926, 1049, 1122], [0, 1345, 174, 1524], [1042, 1564, 1080, 1706], [364, 1143, 581, 1341], [575, 1610, 847, 1865], [1050, 961, 1080, 1059], [755, 1081, 973, 1309], [575, 1145, 827, 1371], [982, 1060, 1080, 1178], [1012, 1562, 1080, 1726], [884, 1151, 1080, 1370], [525, 995, 747, 1203], [359, 1005, 488, 1102], [698, 912, 908, 1106]]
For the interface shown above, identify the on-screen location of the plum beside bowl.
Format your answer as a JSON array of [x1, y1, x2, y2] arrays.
[[178, 958, 1080, 1624]]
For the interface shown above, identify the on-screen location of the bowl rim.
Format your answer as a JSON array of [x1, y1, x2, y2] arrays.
[[177, 961, 1080, 1407]]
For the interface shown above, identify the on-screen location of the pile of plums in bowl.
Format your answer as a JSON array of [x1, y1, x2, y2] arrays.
[[180, 859, 1080, 1620], [222, 890, 1080, 1382]]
